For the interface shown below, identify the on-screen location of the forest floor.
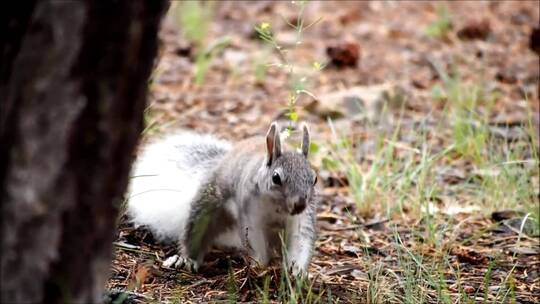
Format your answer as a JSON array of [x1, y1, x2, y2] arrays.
[[107, 2, 539, 303]]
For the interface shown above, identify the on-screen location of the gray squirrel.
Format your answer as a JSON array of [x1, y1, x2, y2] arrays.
[[127, 122, 318, 275]]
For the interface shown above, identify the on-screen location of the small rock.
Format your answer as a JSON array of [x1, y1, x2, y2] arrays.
[[491, 210, 523, 222], [492, 210, 536, 236], [489, 125, 529, 142], [326, 41, 360, 68], [305, 83, 406, 120], [508, 246, 539, 256], [472, 168, 500, 178], [506, 217, 536, 236], [223, 49, 248, 66], [443, 204, 481, 216], [350, 269, 366, 280], [439, 167, 467, 185], [510, 9, 532, 25], [342, 245, 361, 256], [363, 218, 388, 230], [303, 100, 345, 120], [275, 31, 299, 48], [457, 19, 491, 40]]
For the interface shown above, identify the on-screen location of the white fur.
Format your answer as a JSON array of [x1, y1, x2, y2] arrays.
[[214, 229, 242, 249], [286, 213, 313, 275], [126, 133, 230, 241]]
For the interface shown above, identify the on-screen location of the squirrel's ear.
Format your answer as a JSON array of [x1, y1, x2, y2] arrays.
[[274, 124, 282, 158], [266, 122, 281, 166], [301, 122, 310, 158]]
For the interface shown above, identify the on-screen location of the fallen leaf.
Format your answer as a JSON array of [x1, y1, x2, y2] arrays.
[[453, 247, 487, 265], [457, 19, 491, 40]]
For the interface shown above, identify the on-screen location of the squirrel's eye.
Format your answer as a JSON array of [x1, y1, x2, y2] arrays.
[[272, 171, 282, 186], [313, 175, 318, 186]]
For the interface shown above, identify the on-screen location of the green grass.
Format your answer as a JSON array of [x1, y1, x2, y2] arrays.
[[155, 2, 539, 302], [247, 267, 327, 304], [140, 104, 175, 138], [172, 1, 213, 47], [357, 215, 536, 303], [193, 37, 231, 85], [425, 4, 452, 38], [170, 1, 231, 86], [323, 63, 538, 218], [141, 105, 160, 138], [219, 236, 331, 303], [319, 65, 539, 302]]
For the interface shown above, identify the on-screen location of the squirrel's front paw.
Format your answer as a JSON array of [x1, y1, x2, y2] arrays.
[[288, 261, 308, 278], [162, 254, 199, 272]]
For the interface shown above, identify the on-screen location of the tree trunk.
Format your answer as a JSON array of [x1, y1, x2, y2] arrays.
[[0, 1, 167, 303]]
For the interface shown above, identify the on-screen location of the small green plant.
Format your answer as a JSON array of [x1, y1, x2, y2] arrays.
[[432, 66, 495, 164], [147, 65, 164, 90], [193, 37, 231, 86], [141, 104, 176, 138], [255, 275, 271, 304], [247, 234, 328, 303], [226, 263, 238, 303], [172, 1, 213, 47], [141, 105, 160, 137], [254, 0, 323, 127], [253, 47, 272, 84], [475, 138, 539, 212], [393, 228, 451, 304], [171, 1, 229, 86], [324, 119, 393, 217], [425, 4, 452, 38]]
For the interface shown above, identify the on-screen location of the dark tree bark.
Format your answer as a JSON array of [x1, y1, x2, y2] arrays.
[[0, 1, 167, 303]]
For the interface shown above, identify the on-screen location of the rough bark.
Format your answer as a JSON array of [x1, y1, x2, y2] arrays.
[[0, 1, 167, 303]]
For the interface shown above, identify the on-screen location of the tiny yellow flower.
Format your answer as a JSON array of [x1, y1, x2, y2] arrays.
[[260, 22, 270, 31], [313, 61, 322, 70], [288, 111, 298, 122]]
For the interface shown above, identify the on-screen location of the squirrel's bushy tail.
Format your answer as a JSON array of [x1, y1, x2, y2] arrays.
[[126, 133, 231, 241]]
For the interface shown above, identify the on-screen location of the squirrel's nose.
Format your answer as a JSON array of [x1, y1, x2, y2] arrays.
[[290, 196, 306, 215]]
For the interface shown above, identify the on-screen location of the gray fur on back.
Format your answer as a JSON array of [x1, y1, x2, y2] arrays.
[[173, 133, 232, 173]]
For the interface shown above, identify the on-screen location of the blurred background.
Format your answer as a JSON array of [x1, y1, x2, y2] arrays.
[[147, 1, 538, 136]]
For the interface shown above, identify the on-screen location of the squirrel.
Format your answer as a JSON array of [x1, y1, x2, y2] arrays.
[[126, 122, 318, 275]]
